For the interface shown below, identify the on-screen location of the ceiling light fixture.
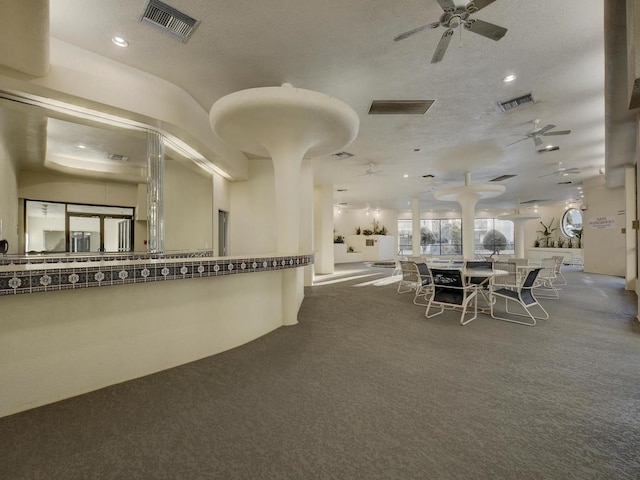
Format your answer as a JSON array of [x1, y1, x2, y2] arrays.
[[403, 174, 409, 178], [112, 36, 129, 47], [502, 74, 517, 83], [77, 144, 86, 149]]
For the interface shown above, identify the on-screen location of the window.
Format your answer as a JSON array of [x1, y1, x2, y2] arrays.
[[561, 208, 583, 237], [25, 200, 134, 254], [473, 218, 515, 256], [397, 218, 462, 255]]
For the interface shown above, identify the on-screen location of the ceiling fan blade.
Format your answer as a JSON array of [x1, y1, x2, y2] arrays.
[[537, 171, 557, 178], [394, 22, 440, 41], [436, 0, 457, 11], [465, 0, 497, 14], [536, 124, 556, 135], [464, 18, 507, 41], [543, 129, 572, 136], [431, 29, 454, 63], [506, 136, 528, 146]]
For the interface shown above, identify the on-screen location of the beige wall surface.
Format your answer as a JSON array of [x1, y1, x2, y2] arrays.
[[229, 159, 277, 255], [163, 158, 213, 252], [0, 132, 19, 254], [0, 270, 285, 418]]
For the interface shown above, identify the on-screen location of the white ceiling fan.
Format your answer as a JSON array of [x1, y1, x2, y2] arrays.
[[508, 119, 571, 153], [357, 163, 386, 178], [393, 0, 508, 63], [537, 162, 581, 178]]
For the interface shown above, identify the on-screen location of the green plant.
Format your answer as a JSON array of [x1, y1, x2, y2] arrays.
[[347, 246, 354, 253], [362, 229, 373, 236], [557, 237, 565, 248], [568, 238, 573, 248], [482, 229, 508, 254], [355, 226, 361, 235], [379, 225, 387, 235], [334, 235, 344, 244], [534, 238, 540, 247], [421, 227, 436, 246]]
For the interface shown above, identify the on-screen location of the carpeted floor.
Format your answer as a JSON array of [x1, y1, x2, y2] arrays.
[[1, 264, 639, 480]]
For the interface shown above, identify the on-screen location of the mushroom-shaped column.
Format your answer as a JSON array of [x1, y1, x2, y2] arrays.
[[210, 84, 359, 326], [499, 213, 540, 259], [210, 84, 359, 254], [434, 172, 505, 259]]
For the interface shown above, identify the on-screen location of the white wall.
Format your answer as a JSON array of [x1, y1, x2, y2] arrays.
[[581, 176, 625, 275], [164, 158, 213, 251], [0, 134, 19, 253], [229, 159, 276, 255], [213, 172, 230, 256], [333, 208, 398, 239]]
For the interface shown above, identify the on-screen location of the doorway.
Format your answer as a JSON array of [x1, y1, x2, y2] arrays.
[[218, 210, 229, 256]]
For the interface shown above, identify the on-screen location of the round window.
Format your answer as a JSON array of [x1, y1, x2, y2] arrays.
[[561, 208, 583, 237]]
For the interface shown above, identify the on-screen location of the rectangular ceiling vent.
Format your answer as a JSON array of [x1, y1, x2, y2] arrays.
[[332, 151, 353, 159], [489, 174, 516, 182], [108, 153, 130, 162], [369, 100, 435, 115], [520, 199, 547, 205], [139, 0, 200, 43], [497, 93, 534, 112]]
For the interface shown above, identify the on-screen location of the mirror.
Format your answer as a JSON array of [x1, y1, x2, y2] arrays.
[[0, 90, 215, 255], [561, 208, 583, 237]]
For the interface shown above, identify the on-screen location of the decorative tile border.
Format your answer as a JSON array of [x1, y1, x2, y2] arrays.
[[0, 254, 314, 296], [0, 250, 213, 267]]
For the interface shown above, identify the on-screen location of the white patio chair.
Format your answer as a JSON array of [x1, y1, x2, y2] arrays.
[[426, 268, 478, 325], [397, 261, 433, 305], [491, 267, 549, 326], [551, 255, 567, 286], [534, 257, 560, 299]]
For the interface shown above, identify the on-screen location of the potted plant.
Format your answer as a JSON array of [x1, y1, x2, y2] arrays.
[[334, 235, 345, 244], [355, 226, 361, 235]]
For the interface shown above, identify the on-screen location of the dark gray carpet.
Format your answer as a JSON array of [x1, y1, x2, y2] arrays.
[[1, 264, 639, 480]]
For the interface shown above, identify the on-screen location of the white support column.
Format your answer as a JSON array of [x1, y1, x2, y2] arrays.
[[412, 198, 421, 256], [625, 164, 637, 291], [313, 183, 334, 276]]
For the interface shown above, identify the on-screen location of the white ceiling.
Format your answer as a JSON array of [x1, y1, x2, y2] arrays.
[[39, 0, 612, 212]]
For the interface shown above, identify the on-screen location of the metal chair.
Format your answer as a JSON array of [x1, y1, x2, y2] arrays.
[[426, 268, 478, 325], [491, 267, 548, 326], [397, 261, 433, 305], [551, 255, 567, 285], [534, 257, 560, 298]]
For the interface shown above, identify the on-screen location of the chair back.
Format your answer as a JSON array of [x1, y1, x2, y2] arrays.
[[520, 267, 542, 305], [415, 262, 432, 285], [493, 261, 518, 288], [430, 268, 466, 306]]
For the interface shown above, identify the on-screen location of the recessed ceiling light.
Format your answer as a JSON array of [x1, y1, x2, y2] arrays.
[[112, 36, 129, 47], [502, 74, 517, 83], [77, 144, 86, 149], [403, 174, 409, 178]]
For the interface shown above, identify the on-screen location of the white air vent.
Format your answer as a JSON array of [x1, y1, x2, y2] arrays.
[[369, 100, 435, 115], [139, 0, 200, 43], [108, 153, 130, 162], [497, 93, 534, 112]]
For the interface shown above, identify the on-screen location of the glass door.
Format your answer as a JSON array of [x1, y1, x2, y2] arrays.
[[68, 215, 101, 253]]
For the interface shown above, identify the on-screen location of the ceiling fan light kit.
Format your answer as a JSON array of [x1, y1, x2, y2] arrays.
[[394, 0, 507, 63]]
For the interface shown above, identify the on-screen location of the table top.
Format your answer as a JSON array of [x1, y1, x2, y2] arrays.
[[429, 267, 509, 278]]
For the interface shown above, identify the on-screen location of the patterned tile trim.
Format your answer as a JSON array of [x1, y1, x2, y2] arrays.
[[0, 254, 314, 296], [0, 250, 213, 266]]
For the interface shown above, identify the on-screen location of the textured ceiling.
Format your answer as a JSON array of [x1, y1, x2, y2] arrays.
[[40, 0, 613, 212]]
